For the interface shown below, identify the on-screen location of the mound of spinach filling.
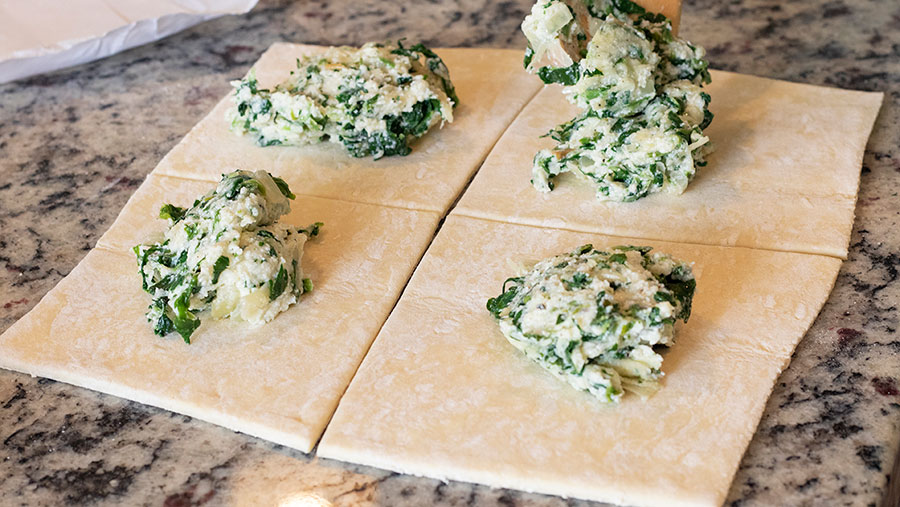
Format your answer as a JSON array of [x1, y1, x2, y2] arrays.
[[487, 244, 695, 402], [134, 170, 321, 344], [523, 0, 714, 201], [229, 41, 458, 160]]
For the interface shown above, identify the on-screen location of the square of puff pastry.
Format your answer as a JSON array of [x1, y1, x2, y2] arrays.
[[1, 174, 441, 453], [319, 215, 842, 506]]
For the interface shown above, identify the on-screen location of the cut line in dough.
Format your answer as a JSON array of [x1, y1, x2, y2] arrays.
[[318, 214, 842, 506]]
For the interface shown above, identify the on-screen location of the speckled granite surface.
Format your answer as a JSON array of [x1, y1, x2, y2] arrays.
[[0, 0, 898, 505]]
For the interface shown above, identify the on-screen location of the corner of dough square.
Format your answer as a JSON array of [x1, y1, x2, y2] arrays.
[[1, 184, 441, 453], [317, 215, 841, 506], [153, 43, 543, 214], [454, 71, 882, 258]]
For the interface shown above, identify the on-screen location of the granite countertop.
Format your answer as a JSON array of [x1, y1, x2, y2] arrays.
[[1, 0, 898, 505]]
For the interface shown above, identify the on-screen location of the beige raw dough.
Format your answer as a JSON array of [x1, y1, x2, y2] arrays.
[[0, 175, 441, 453], [318, 215, 842, 506], [153, 43, 543, 214], [454, 71, 882, 258]]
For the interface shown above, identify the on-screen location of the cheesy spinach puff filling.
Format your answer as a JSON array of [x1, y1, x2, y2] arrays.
[[135, 170, 320, 343], [523, 0, 713, 201], [229, 41, 457, 159], [488, 244, 695, 402]]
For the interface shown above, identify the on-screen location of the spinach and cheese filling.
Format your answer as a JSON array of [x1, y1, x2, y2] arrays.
[[533, 82, 712, 201], [522, 0, 713, 201], [134, 170, 321, 344], [487, 244, 695, 403], [228, 41, 458, 159]]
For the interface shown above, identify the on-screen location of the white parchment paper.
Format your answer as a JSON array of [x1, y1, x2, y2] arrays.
[[0, 0, 258, 84]]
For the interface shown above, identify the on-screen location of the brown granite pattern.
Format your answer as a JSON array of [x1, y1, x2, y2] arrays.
[[1, 0, 899, 505]]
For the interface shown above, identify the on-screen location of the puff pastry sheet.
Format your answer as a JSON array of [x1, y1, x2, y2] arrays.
[[154, 43, 543, 213], [318, 215, 843, 506], [454, 71, 883, 258], [0, 43, 542, 453], [0, 174, 440, 453]]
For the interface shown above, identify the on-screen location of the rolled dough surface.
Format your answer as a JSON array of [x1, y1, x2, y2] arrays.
[[153, 43, 543, 214], [317, 215, 843, 506], [0, 175, 441, 453], [454, 71, 883, 258]]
